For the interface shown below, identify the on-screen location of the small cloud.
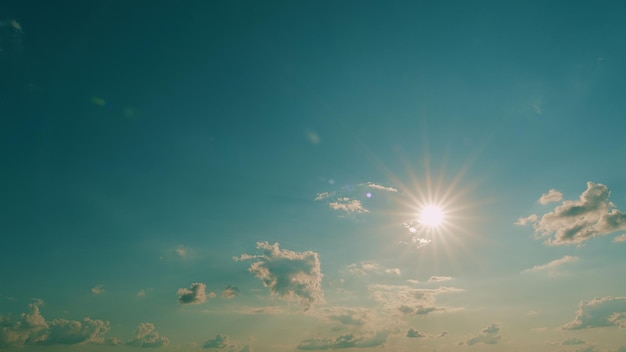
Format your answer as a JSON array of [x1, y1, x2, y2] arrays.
[[562, 296, 626, 330], [613, 234, 626, 243], [202, 333, 245, 350], [315, 192, 330, 201], [539, 189, 563, 205], [385, 268, 401, 276], [329, 198, 369, 214], [406, 328, 427, 338], [428, 276, 453, 282], [526, 310, 540, 316], [126, 323, 169, 348], [136, 289, 146, 298], [369, 284, 463, 316], [515, 214, 538, 226], [563, 337, 586, 345], [522, 256, 578, 273], [178, 283, 208, 305], [208, 292, 217, 299], [297, 331, 388, 350], [91, 285, 104, 295], [175, 246, 187, 258], [221, 285, 239, 300], [364, 182, 398, 192], [235, 242, 324, 309], [306, 131, 320, 145], [460, 323, 502, 346]]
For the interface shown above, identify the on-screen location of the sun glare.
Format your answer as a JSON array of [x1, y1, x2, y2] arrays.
[[419, 205, 444, 227]]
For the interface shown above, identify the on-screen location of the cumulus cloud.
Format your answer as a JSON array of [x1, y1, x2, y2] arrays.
[[221, 285, 239, 300], [235, 242, 324, 309], [563, 337, 586, 345], [428, 276, 453, 282], [562, 296, 626, 330], [297, 331, 388, 350], [369, 284, 463, 316], [516, 182, 626, 245], [460, 323, 501, 345], [178, 283, 208, 304], [329, 198, 369, 214], [522, 256, 578, 273], [126, 323, 169, 348], [613, 234, 626, 243], [0, 301, 119, 348], [539, 189, 564, 204], [202, 333, 249, 351]]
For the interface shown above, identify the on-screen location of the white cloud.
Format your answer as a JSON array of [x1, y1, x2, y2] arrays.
[[329, 198, 369, 214], [297, 331, 388, 350], [178, 283, 208, 304], [539, 189, 563, 204], [91, 285, 104, 295], [516, 182, 626, 245], [347, 262, 400, 277], [363, 182, 398, 192], [613, 234, 626, 243], [369, 284, 463, 316], [562, 296, 626, 330], [460, 323, 501, 345], [221, 285, 239, 300], [428, 276, 453, 282], [522, 256, 578, 273], [314, 192, 330, 201], [235, 242, 324, 309], [563, 337, 586, 345], [0, 301, 119, 348], [126, 323, 169, 348]]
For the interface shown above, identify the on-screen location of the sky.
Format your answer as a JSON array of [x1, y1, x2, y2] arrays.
[[1, 1, 626, 351]]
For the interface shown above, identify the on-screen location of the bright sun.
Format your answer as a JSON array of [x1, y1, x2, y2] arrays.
[[419, 205, 444, 227]]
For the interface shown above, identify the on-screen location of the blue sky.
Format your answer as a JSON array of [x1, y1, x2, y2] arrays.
[[1, 1, 626, 351]]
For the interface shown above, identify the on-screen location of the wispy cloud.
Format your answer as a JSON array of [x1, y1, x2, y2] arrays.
[[346, 262, 401, 277], [329, 198, 369, 214], [314, 192, 331, 201], [539, 189, 563, 205], [177, 283, 208, 304], [428, 276, 453, 282], [522, 256, 578, 273], [613, 234, 626, 243], [516, 182, 626, 245], [297, 331, 388, 350], [235, 242, 324, 309], [459, 323, 501, 345], [363, 182, 398, 192], [126, 323, 169, 348], [563, 337, 586, 345], [562, 296, 626, 330]]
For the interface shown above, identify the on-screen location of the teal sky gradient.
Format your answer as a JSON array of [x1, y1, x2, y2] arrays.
[[1, 1, 626, 351]]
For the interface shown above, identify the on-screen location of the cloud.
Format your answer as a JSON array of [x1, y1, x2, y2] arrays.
[[539, 189, 564, 204], [235, 242, 324, 309], [428, 276, 453, 282], [91, 285, 104, 295], [319, 307, 370, 326], [297, 331, 388, 350], [315, 192, 331, 201], [460, 323, 501, 345], [178, 283, 208, 304], [562, 296, 626, 330], [522, 256, 578, 273], [126, 323, 169, 348], [202, 333, 249, 351], [137, 289, 146, 297], [329, 198, 369, 214], [369, 284, 463, 316], [613, 234, 626, 243], [176, 246, 187, 257], [221, 285, 239, 300], [406, 328, 427, 338], [347, 262, 400, 277], [363, 182, 398, 192], [516, 182, 626, 245], [0, 301, 119, 348], [563, 337, 586, 345]]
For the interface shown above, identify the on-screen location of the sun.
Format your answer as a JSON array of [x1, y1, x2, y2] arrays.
[[419, 205, 445, 228]]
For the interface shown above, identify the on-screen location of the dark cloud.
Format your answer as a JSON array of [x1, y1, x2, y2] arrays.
[[235, 242, 324, 309], [177, 283, 208, 304]]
